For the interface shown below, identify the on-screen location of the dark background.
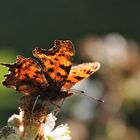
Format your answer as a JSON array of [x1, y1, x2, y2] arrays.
[[0, 0, 140, 52]]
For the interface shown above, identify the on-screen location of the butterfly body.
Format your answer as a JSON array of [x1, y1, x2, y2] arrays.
[[38, 83, 69, 101], [2, 40, 100, 102]]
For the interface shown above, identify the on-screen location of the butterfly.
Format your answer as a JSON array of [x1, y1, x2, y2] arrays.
[[1, 40, 100, 101]]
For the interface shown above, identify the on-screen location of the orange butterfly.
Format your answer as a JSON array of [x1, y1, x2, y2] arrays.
[[1, 40, 100, 101]]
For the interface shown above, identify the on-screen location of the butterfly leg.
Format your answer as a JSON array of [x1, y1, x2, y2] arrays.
[[51, 98, 65, 116], [32, 95, 40, 114]]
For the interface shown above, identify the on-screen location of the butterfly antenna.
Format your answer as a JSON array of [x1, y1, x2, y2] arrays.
[[71, 89, 104, 103], [32, 95, 40, 114]]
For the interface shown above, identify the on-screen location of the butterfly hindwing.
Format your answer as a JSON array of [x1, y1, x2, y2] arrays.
[[2, 55, 47, 95]]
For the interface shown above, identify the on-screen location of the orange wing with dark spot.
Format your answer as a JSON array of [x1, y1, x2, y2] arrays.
[[2, 55, 47, 95], [32, 40, 75, 87], [62, 62, 100, 91]]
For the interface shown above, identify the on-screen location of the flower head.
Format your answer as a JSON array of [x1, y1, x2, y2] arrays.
[[44, 113, 71, 140]]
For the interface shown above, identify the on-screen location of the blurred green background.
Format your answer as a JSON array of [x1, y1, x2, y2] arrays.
[[0, 0, 140, 140]]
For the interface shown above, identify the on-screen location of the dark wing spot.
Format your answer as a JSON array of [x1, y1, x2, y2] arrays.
[[24, 74, 29, 78], [74, 76, 84, 80], [60, 64, 71, 73], [17, 69, 20, 73], [58, 54, 64, 56], [61, 75, 66, 79], [72, 72, 76, 74], [33, 75, 38, 78], [48, 68, 54, 72], [56, 72, 61, 77], [35, 71, 40, 74], [54, 58, 58, 61], [16, 64, 22, 68], [50, 61, 54, 65], [86, 70, 92, 74], [66, 80, 71, 83]]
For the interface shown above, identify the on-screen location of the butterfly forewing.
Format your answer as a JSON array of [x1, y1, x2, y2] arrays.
[[62, 62, 100, 91], [32, 40, 75, 87]]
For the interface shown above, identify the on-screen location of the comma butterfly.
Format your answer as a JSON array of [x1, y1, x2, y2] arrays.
[[1, 40, 100, 101]]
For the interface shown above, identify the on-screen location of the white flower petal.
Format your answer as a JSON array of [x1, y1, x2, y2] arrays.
[[44, 113, 57, 134], [44, 113, 71, 140]]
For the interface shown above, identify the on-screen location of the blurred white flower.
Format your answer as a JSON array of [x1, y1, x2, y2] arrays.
[[44, 113, 71, 140], [80, 34, 129, 67]]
